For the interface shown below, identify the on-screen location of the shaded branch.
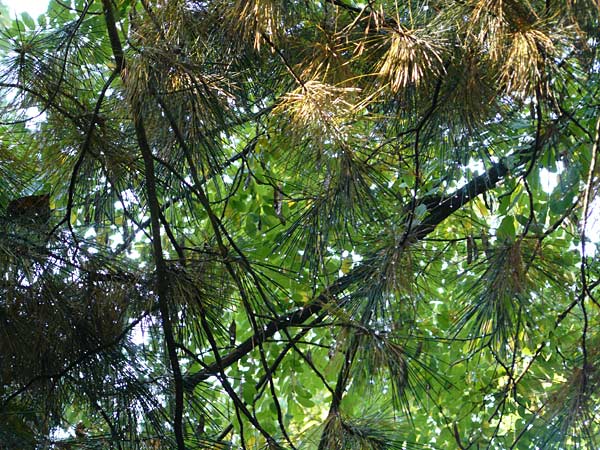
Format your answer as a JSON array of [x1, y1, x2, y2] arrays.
[[184, 143, 536, 390], [101, 1, 185, 447]]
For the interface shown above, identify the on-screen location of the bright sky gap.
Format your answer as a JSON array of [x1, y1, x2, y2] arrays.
[[3, 0, 49, 18]]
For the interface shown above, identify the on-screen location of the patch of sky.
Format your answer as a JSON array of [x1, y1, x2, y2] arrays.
[[3, 0, 49, 18]]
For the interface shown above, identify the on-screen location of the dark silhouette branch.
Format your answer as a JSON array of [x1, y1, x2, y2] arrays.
[[51, 69, 120, 237], [184, 143, 536, 390], [101, 1, 185, 448], [134, 91, 188, 450]]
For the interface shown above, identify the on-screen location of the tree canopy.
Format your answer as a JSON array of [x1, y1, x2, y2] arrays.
[[0, 0, 599, 448]]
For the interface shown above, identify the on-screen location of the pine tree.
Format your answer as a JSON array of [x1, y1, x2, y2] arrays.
[[0, 0, 599, 448]]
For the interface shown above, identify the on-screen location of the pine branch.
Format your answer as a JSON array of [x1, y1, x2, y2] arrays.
[[100, 1, 185, 448], [183, 142, 536, 390]]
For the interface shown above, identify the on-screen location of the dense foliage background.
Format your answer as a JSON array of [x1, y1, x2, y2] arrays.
[[0, 0, 599, 448]]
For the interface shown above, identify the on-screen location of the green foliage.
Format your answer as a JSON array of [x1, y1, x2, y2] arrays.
[[0, 0, 599, 449]]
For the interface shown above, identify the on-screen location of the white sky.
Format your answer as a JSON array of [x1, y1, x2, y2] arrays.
[[3, 0, 49, 17]]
